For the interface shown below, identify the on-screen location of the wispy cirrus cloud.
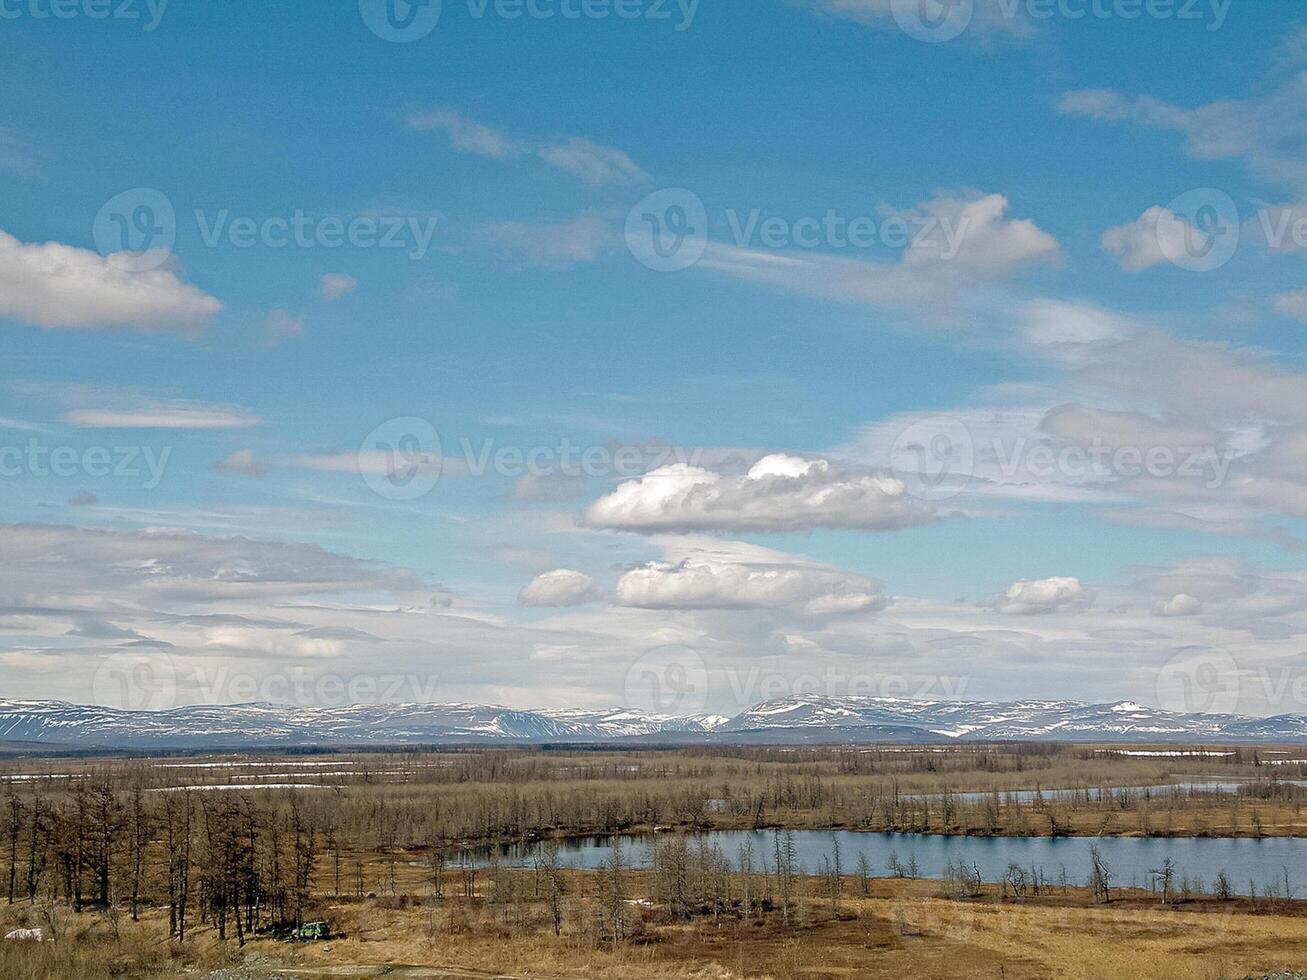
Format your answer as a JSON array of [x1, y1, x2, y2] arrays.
[[1059, 80, 1307, 192], [11, 381, 261, 430], [407, 107, 649, 187], [476, 212, 618, 268], [697, 192, 1060, 319], [0, 127, 47, 179]]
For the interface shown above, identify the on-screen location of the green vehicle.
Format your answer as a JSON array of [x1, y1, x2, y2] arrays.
[[297, 921, 331, 942]]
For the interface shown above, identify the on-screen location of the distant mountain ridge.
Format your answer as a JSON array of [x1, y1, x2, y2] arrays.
[[1, 695, 1305, 750]]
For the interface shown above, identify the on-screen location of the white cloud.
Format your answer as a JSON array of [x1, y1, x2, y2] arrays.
[[408, 107, 647, 186], [287, 450, 460, 478], [0, 229, 220, 332], [320, 273, 357, 300], [1154, 593, 1203, 617], [617, 558, 884, 615], [799, 0, 1033, 40], [700, 192, 1058, 318], [1273, 289, 1307, 325], [584, 454, 935, 534], [995, 577, 1093, 615], [1101, 206, 1187, 272], [1059, 76, 1307, 194], [65, 407, 261, 429], [212, 449, 272, 477], [536, 139, 648, 187], [0, 127, 45, 179], [519, 569, 597, 607], [407, 108, 523, 158], [263, 309, 305, 348], [477, 213, 617, 267], [897, 193, 1060, 276]]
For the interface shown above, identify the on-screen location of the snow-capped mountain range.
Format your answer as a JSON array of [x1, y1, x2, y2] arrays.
[[2, 695, 1307, 750]]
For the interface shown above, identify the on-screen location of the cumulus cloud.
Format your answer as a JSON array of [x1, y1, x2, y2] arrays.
[[1101, 206, 1190, 272], [0, 229, 220, 332], [584, 454, 935, 534], [1154, 593, 1203, 617], [617, 558, 885, 615], [896, 192, 1060, 276], [320, 273, 357, 300], [995, 577, 1094, 615], [519, 569, 598, 607], [408, 107, 647, 186]]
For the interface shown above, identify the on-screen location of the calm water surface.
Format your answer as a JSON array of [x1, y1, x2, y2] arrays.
[[480, 829, 1307, 897]]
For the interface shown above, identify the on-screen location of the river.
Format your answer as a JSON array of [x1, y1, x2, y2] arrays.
[[476, 829, 1307, 897]]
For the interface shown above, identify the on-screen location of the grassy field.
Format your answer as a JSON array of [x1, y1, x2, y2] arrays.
[[2, 873, 1306, 979]]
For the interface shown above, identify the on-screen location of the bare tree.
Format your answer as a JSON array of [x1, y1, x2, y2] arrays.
[[1088, 844, 1112, 904]]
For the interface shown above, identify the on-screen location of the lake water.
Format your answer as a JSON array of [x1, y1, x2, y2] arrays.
[[478, 829, 1307, 897], [916, 779, 1307, 805]]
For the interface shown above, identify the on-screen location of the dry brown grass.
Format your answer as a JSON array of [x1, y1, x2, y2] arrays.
[[5, 877, 1293, 980], [267, 884, 1307, 980]]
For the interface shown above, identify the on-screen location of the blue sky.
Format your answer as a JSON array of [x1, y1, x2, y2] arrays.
[[4, 0, 1307, 718]]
